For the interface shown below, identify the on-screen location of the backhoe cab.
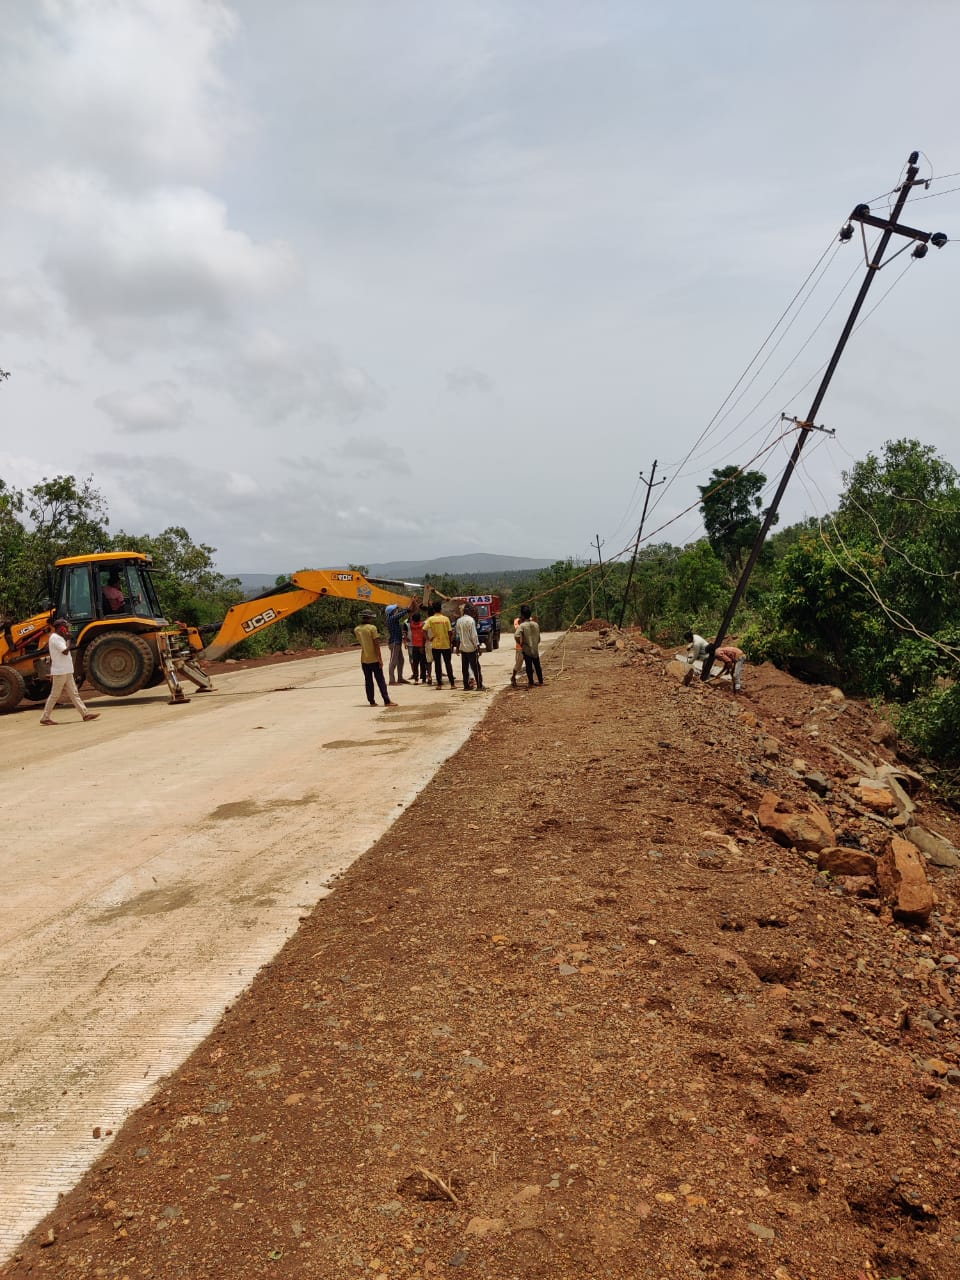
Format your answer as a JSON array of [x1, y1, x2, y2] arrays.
[[0, 554, 434, 713]]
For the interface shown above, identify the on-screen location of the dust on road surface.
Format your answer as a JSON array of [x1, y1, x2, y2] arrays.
[[0, 641, 550, 1255]]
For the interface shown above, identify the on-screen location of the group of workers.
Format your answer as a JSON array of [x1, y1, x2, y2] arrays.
[[353, 600, 542, 708]]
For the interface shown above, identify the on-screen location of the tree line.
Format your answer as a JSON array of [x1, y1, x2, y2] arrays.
[[2, 438, 958, 782]]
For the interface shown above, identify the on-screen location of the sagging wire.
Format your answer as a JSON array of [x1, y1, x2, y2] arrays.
[[657, 233, 844, 483], [820, 514, 960, 665], [793, 449, 960, 666]]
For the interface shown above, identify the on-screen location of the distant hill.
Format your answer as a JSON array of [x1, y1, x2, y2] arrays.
[[227, 554, 556, 597], [366, 554, 555, 579]]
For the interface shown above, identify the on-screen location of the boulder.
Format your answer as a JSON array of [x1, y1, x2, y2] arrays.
[[852, 784, 897, 814], [870, 721, 898, 749], [904, 825, 960, 870], [758, 791, 836, 854], [816, 847, 878, 878], [803, 771, 830, 797], [836, 875, 878, 898], [877, 836, 935, 924], [666, 659, 693, 683]]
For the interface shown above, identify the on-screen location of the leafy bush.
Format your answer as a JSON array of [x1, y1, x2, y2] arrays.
[[896, 683, 960, 766]]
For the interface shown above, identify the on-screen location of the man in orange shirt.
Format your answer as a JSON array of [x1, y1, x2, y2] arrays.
[[712, 644, 746, 694]]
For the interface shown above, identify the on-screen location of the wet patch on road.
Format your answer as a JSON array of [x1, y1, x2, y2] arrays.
[[207, 792, 319, 821], [93, 883, 197, 922]]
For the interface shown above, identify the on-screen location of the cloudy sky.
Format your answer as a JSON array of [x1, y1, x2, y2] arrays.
[[1, 1, 958, 573]]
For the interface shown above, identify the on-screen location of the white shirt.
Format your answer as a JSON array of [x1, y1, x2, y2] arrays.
[[455, 615, 479, 653], [687, 634, 709, 661], [48, 631, 75, 676]]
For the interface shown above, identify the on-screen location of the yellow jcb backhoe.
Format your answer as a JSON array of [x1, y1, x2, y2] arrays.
[[0, 552, 436, 712]]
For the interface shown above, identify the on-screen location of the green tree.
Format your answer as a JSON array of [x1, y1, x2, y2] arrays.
[[0, 474, 110, 620], [698, 464, 773, 571], [108, 526, 243, 625]]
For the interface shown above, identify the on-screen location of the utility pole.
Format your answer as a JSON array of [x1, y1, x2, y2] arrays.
[[592, 533, 611, 621], [702, 150, 947, 681], [618, 460, 666, 629]]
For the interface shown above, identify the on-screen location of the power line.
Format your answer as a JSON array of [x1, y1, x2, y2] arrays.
[[702, 150, 949, 681]]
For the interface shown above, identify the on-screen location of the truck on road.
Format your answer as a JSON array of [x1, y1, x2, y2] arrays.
[[447, 594, 501, 651]]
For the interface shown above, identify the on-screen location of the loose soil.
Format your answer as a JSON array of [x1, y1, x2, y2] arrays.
[[5, 630, 960, 1280]]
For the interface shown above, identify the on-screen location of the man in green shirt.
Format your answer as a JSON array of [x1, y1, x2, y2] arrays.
[[354, 610, 395, 707]]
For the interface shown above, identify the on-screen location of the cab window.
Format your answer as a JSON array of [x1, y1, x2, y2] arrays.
[[62, 565, 94, 621], [125, 565, 163, 618]]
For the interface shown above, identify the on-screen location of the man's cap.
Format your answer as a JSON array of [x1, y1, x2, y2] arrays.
[[360, 609, 375, 620], [385, 604, 398, 615]]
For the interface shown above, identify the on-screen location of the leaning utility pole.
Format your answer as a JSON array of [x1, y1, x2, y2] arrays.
[[702, 151, 947, 680], [618, 460, 666, 629], [592, 533, 611, 621]]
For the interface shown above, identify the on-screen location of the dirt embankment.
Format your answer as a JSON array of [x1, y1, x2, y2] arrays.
[[5, 630, 960, 1280]]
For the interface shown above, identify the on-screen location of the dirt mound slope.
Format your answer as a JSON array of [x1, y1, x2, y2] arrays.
[[6, 630, 960, 1279]]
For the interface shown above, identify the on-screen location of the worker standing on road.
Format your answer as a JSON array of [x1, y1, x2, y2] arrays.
[[515, 604, 543, 687], [354, 610, 395, 708], [510, 611, 526, 688], [39, 620, 100, 725], [385, 604, 409, 686], [408, 611, 428, 684], [455, 604, 484, 691], [425, 602, 456, 689]]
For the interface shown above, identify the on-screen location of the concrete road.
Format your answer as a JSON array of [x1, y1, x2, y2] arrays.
[[0, 641, 548, 1256]]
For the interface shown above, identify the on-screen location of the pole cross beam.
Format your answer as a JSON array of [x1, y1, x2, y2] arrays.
[[701, 151, 947, 683]]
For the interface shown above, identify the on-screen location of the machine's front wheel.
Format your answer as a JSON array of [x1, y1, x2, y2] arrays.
[[0, 666, 26, 712], [84, 632, 156, 695]]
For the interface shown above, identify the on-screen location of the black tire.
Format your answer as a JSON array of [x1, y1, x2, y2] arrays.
[[0, 666, 26, 712], [24, 677, 52, 703], [492, 629, 500, 650], [84, 632, 156, 696]]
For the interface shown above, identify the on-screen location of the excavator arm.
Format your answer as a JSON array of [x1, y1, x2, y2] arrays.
[[195, 569, 434, 662]]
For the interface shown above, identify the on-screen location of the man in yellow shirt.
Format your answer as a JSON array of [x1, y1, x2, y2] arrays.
[[424, 602, 455, 689], [354, 610, 395, 707]]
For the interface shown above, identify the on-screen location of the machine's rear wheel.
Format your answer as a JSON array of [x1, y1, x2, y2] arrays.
[[492, 630, 500, 650], [0, 667, 26, 712], [84, 632, 156, 695]]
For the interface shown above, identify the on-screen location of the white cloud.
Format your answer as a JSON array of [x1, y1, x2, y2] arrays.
[[446, 366, 495, 395], [339, 436, 409, 475], [210, 332, 385, 424], [0, 275, 60, 337], [95, 382, 193, 433], [3, 0, 241, 189], [30, 177, 293, 338]]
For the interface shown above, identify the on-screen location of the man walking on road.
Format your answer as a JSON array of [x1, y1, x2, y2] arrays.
[[354, 610, 395, 708], [40, 620, 100, 725], [515, 604, 543, 687]]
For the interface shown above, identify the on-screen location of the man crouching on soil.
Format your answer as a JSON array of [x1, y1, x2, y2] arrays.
[[711, 644, 746, 694]]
